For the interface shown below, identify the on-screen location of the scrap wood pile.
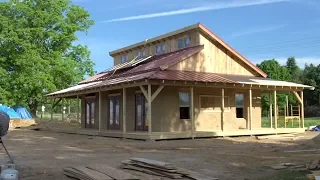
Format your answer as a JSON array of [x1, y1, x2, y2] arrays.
[[64, 164, 139, 180], [121, 158, 218, 180]]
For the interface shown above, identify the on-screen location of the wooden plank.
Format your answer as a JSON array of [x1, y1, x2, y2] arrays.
[[190, 87, 195, 138], [121, 164, 167, 178], [73, 166, 113, 180], [274, 90, 277, 129], [121, 164, 182, 179], [123, 88, 127, 133], [269, 93, 273, 128], [139, 85, 148, 100], [177, 167, 218, 180], [122, 160, 178, 173], [301, 91, 304, 128], [151, 85, 164, 102], [129, 158, 176, 169], [292, 91, 302, 104], [221, 88, 224, 131], [87, 164, 140, 180], [249, 89, 252, 130]]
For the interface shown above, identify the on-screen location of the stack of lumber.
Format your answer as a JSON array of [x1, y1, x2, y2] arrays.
[[64, 164, 140, 180], [308, 160, 320, 171], [121, 158, 217, 180]]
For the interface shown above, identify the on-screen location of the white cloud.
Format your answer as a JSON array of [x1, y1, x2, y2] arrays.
[[251, 56, 320, 67], [230, 25, 286, 38], [103, 0, 291, 22]]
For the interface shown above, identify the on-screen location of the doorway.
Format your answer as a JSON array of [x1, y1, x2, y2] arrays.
[[135, 93, 148, 131], [85, 98, 95, 129], [108, 95, 121, 130]]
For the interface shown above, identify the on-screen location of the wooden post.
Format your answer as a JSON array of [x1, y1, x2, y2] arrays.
[[61, 98, 64, 121], [98, 90, 102, 131], [190, 87, 194, 138], [147, 84, 152, 136], [300, 91, 304, 128], [122, 88, 127, 133], [274, 90, 277, 129], [51, 99, 54, 121], [284, 105, 287, 128], [269, 93, 273, 128], [76, 95, 80, 122], [249, 89, 253, 130], [221, 88, 225, 131], [286, 95, 289, 116], [68, 99, 71, 115]]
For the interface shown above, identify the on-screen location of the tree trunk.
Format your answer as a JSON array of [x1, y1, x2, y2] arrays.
[[29, 104, 38, 118]]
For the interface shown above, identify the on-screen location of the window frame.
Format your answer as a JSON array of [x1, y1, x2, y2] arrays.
[[179, 91, 191, 120], [199, 95, 231, 113], [155, 43, 166, 55], [136, 50, 146, 58], [177, 36, 190, 49], [235, 93, 245, 119], [121, 54, 128, 63]]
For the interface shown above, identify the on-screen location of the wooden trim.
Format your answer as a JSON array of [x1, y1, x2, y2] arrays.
[[139, 85, 148, 101], [274, 90, 277, 129], [190, 87, 194, 138], [249, 89, 253, 130], [151, 85, 164, 102], [98, 91, 102, 131], [269, 93, 273, 128], [221, 88, 225, 131], [122, 88, 126, 133], [300, 91, 304, 128], [292, 91, 302, 104], [108, 93, 121, 97], [147, 84, 152, 136]]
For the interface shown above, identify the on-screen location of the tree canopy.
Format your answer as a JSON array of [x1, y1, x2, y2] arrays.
[[0, 0, 95, 115]]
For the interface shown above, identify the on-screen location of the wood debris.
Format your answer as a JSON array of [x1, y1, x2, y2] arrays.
[[64, 164, 139, 180], [121, 158, 218, 180], [307, 160, 320, 171]]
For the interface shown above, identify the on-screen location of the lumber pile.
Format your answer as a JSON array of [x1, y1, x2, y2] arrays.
[[64, 164, 139, 180], [121, 158, 218, 180], [308, 160, 320, 171]]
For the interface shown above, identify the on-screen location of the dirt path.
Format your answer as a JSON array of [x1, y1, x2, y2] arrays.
[[0, 129, 318, 180]]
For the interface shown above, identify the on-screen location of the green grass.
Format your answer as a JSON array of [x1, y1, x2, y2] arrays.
[[259, 170, 310, 180], [262, 117, 320, 128]]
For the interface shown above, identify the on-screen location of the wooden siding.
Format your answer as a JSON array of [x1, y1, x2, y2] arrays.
[[170, 33, 260, 76], [113, 30, 199, 66]]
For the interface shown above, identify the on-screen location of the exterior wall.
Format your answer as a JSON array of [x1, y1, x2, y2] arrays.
[[113, 30, 200, 66], [170, 33, 260, 76], [81, 86, 261, 133]]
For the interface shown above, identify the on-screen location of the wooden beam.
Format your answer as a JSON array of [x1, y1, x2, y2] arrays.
[[151, 85, 164, 102], [190, 87, 194, 138], [76, 95, 79, 122], [269, 93, 273, 128], [301, 91, 304, 128], [98, 90, 102, 132], [221, 88, 225, 131], [286, 95, 289, 116], [139, 85, 148, 100], [122, 88, 127, 133], [292, 91, 302, 104], [51, 98, 54, 121], [249, 89, 253, 130], [61, 98, 64, 121], [147, 84, 152, 136], [274, 90, 277, 129]]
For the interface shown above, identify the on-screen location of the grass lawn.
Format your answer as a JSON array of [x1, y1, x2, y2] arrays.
[[262, 117, 320, 128]]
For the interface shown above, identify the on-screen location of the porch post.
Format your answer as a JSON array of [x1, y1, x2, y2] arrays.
[[269, 93, 273, 128], [147, 84, 152, 136], [300, 91, 304, 128], [190, 87, 194, 138], [274, 90, 277, 129], [249, 89, 253, 130], [76, 95, 79, 122], [122, 88, 127, 133], [51, 98, 54, 121], [61, 98, 64, 121], [221, 88, 225, 131], [98, 90, 102, 131]]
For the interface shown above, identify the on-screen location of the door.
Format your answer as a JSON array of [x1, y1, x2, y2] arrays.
[[108, 96, 120, 130], [135, 93, 148, 131], [85, 98, 95, 129]]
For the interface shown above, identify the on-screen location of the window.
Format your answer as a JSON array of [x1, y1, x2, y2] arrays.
[[121, 55, 128, 63], [178, 36, 190, 49], [108, 96, 120, 129], [179, 92, 190, 119], [136, 50, 146, 58], [155, 44, 166, 55], [235, 93, 244, 118]]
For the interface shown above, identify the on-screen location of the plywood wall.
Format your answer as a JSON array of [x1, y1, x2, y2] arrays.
[[112, 30, 199, 66], [170, 33, 260, 76]]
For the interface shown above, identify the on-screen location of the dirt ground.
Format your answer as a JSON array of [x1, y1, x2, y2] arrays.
[[0, 128, 319, 180]]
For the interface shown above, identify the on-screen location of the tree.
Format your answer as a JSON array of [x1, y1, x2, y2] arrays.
[[286, 57, 301, 83], [0, 0, 95, 116]]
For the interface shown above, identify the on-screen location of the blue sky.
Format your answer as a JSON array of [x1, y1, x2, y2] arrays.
[[75, 0, 319, 72]]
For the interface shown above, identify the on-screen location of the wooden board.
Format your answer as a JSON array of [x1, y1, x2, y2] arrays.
[[177, 167, 218, 180], [129, 158, 176, 169], [122, 160, 178, 173], [64, 166, 113, 180], [121, 164, 182, 179], [87, 164, 140, 180]]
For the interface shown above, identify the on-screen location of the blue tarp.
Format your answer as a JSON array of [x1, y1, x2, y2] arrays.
[[13, 106, 32, 120], [312, 125, 320, 131], [0, 105, 21, 119]]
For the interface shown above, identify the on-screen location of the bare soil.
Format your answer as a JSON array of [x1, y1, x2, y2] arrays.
[[0, 128, 319, 180]]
